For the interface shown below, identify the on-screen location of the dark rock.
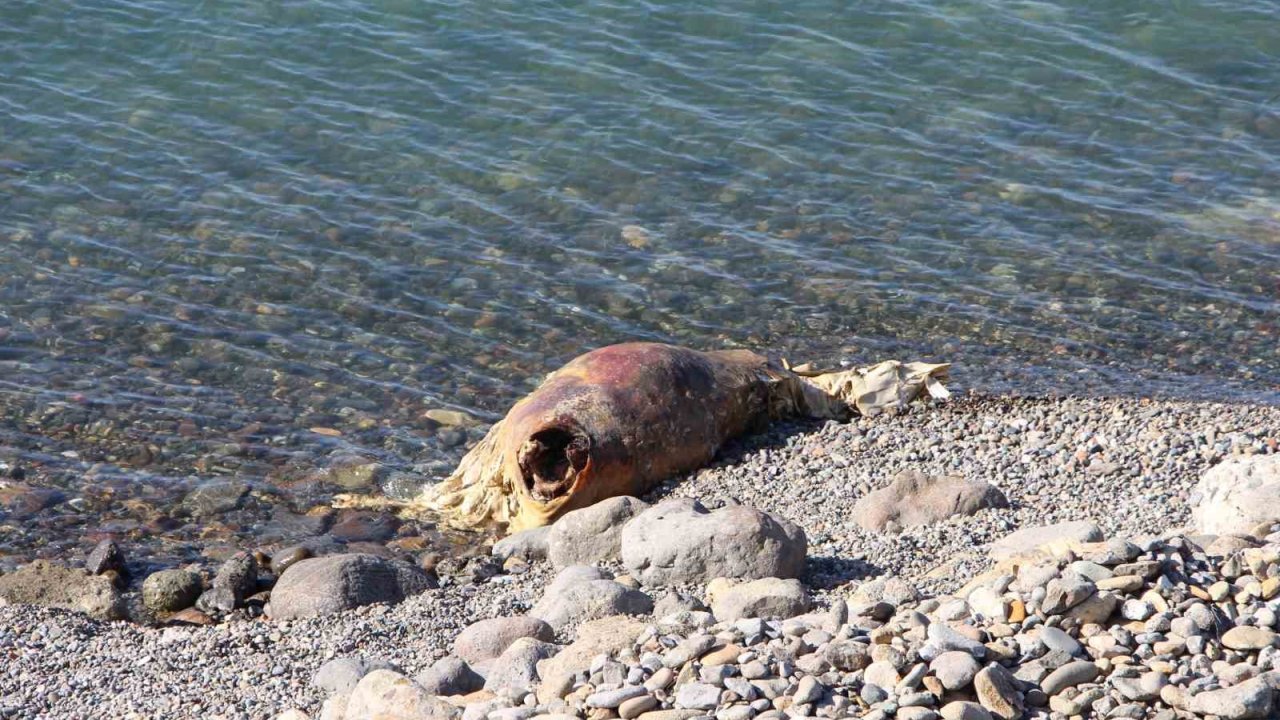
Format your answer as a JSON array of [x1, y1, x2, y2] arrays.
[[142, 569, 203, 613], [268, 553, 436, 619], [328, 510, 400, 542], [198, 551, 258, 612], [85, 539, 128, 579], [183, 480, 248, 517], [269, 546, 313, 576]]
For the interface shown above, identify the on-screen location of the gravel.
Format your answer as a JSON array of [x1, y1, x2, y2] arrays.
[[0, 393, 1277, 719]]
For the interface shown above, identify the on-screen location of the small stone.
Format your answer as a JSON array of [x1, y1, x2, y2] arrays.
[[973, 663, 1023, 720], [675, 683, 721, 711], [85, 539, 127, 579], [1039, 661, 1098, 696], [930, 652, 980, 691], [939, 702, 993, 720], [142, 569, 203, 613], [1221, 626, 1278, 651], [1042, 575, 1096, 615], [587, 687, 649, 709], [792, 676, 823, 705], [620, 695, 659, 719]]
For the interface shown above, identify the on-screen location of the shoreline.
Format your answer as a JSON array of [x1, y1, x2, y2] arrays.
[[2, 392, 1279, 719]]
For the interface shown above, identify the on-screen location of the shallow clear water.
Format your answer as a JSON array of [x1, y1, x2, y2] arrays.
[[1, 0, 1278, 562]]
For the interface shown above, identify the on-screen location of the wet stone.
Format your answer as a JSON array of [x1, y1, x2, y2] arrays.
[[328, 511, 401, 543], [85, 539, 127, 578]]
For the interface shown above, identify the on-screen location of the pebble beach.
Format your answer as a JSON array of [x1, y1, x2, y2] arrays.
[[4, 393, 1280, 720]]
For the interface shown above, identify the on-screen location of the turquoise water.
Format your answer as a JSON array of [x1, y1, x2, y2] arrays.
[[1, 0, 1278, 559]]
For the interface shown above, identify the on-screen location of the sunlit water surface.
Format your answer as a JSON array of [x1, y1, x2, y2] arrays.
[[1, 0, 1278, 565]]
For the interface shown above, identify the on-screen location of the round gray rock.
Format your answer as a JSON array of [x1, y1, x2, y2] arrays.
[[548, 496, 649, 568], [142, 569, 203, 613], [620, 498, 806, 586], [268, 553, 437, 619], [453, 616, 556, 665]]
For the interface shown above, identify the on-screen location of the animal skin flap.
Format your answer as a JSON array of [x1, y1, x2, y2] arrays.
[[798, 360, 952, 417]]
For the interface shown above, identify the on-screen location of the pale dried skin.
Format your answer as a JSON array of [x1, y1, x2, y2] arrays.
[[419, 343, 949, 532]]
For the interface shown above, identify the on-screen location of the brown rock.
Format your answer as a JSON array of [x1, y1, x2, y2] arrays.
[[974, 663, 1024, 720], [853, 470, 1008, 532]]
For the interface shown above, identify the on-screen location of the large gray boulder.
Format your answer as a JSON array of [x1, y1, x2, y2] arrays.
[[620, 499, 806, 586], [853, 470, 1007, 532], [1192, 455, 1280, 535], [453, 616, 556, 666], [0, 560, 122, 620], [529, 576, 653, 632], [268, 554, 436, 619], [548, 496, 649, 568]]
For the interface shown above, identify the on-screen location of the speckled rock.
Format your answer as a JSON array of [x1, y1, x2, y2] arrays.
[[269, 554, 436, 619]]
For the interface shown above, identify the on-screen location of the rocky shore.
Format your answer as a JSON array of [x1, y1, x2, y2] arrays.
[[2, 394, 1280, 720]]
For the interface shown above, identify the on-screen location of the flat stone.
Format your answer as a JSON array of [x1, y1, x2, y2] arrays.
[[1039, 660, 1098, 695], [528, 578, 653, 632], [939, 702, 993, 720], [852, 470, 1007, 532], [536, 616, 648, 701], [1222, 626, 1278, 651], [1041, 575, 1096, 615], [619, 695, 659, 719], [183, 480, 248, 517], [1038, 626, 1081, 656], [0, 560, 122, 620], [586, 686, 648, 709], [989, 521, 1103, 561], [674, 683, 721, 710]]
